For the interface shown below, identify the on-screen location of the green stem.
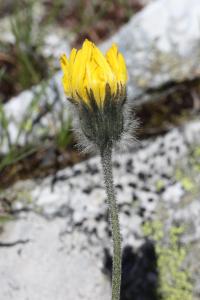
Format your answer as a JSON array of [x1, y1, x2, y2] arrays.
[[101, 145, 121, 300]]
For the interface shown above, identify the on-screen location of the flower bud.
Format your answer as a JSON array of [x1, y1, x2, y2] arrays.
[[60, 39, 133, 152]]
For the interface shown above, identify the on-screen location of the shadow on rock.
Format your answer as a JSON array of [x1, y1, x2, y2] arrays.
[[103, 239, 160, 300]]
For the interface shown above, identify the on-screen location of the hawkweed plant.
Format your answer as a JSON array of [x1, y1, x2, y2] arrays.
[[60, 39, 136, 300]]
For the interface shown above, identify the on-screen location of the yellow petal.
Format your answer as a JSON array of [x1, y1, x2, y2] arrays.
[[59, 39, 127, 107], [71, 49, 82, 92], [106, 43, 128, 85], [76, 41, 93, 103], [62, 74, 70, 95], [60, 54, 71, 95], [68, 48, 77, 75], [99, 81, 106, 105], [93, 45, 114, 82], [60, 54, 69, 73]]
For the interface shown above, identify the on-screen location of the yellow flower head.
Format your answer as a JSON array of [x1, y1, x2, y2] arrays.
[[60, 39, 128, 107]]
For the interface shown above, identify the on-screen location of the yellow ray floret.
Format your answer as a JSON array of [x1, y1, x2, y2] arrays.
[[60, 39, 128, 106]]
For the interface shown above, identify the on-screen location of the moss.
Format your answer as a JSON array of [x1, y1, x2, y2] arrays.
[[143, 221, 193, 300], [176, 144, 200, 193], [176, 170, 194, 192], [192, 146, 200, 172], [156, 179, 165, 192]]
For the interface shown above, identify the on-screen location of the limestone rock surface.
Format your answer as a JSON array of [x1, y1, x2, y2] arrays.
[[1, 119, 200, 299]]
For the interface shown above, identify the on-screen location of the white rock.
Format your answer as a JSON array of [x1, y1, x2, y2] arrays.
[[0, 213, 110, 300], [102, 0, 200, 99], [1, 118, 200, 298]]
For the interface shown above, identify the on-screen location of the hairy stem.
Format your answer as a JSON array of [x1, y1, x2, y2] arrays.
[[101, 145, 121, 300]]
